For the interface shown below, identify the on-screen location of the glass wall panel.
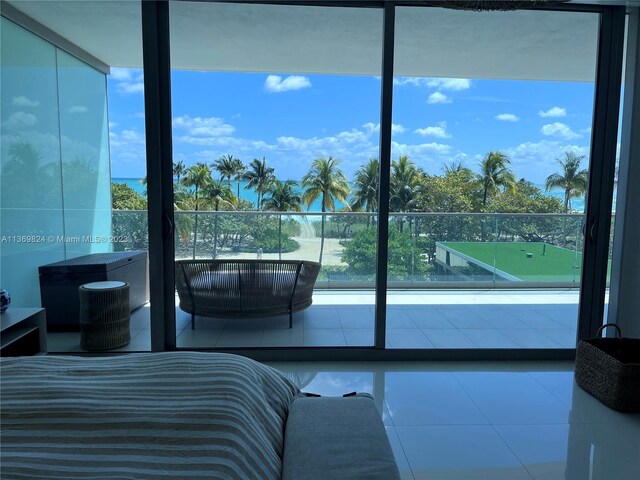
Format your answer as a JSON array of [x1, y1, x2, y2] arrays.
[[170, 1, 382, 348], [1, 18, 64, 308], [387, 6, 599, 348], [57, 50, 112, 258], [1, 1, 149, 352]]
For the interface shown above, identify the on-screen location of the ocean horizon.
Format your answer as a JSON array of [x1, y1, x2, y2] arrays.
[[112, 177, 587, 213]]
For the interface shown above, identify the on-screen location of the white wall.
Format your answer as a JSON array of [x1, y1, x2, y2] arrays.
[[608, 8, 640, 337]]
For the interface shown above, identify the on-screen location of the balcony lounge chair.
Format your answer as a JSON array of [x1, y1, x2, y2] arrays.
[[175, 259, 321, 329]]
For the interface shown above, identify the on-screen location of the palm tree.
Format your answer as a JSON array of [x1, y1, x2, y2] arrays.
[[352, 158, 379, 228], [3, 141, 55, 207], [181, 162, 213, 258], [477, 151, 516, 205], [302, 156, 350, 264], [545, 152, 588, 213], [173, 187, 199, 247], [263, 180, 303, 259], [390, 155, 421, 232], [203, 179, 233, 259], [230, 157, 245, 200], [243, 157, 275, 209], [443, 160, 474, 181], [213, 154, 237, 190], [173, 160, 186, 185]]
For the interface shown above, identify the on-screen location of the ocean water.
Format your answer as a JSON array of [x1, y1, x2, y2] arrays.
[[111, 178, 341, 212], [112, 178, 586, 213]]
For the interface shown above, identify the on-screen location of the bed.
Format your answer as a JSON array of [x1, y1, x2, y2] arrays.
[[1, 352, 400, 480]]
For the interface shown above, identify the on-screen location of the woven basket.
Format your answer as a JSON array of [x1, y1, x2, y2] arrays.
[[575, 324, 640, 413]]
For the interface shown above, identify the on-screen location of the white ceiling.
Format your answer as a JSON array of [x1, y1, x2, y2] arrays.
[[6, 0, 604, 82]]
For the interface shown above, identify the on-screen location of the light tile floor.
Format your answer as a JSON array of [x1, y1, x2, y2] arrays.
[[47, 290, 589, 352], [266, 361, 640, 480]]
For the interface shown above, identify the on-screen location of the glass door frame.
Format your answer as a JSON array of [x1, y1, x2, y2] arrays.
[[140, 0, 626, 359]]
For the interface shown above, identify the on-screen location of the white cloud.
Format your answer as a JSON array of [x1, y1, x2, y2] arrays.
[[495, 113, 519, 122], [539, 106, 567, 118], [110, 68, 135, 81], [426, 78, 472, 91], [68, 105, 88, 114], [362, 123, 377, 135], [414, 121, 451, 139], [541, 122, 581, 140], [393, 77, 425, 87], [173, 115, 235, 137], [4, 111, 38, 128], [392, 142, 451, 156], [505, 140, 589, 183], [12, 96, 39, 107], [427, 92, 451, 104], [119, 82, 144, 95], [362, 122, 406, 135], [394, 77, 471, 91], [108, 126, 147, 176], [393, 77, 437, 87], [121, 130, 144, 142], [110, 68, 144, 95], [277, 129, 370, 151], [264, 75, 311, 93], [162, 119, 469, 180], [390, 142, 454, 171]]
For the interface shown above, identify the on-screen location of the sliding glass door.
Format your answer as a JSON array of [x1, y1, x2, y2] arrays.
[[167, 0, 382, 348], [134, 0, 624, 355], [383, 5, 603, 349]]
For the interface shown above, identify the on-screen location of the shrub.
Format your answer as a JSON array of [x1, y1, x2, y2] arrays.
[[341, 227, 432, 281]]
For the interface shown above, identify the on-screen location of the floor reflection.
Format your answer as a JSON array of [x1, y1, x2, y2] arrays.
[[268, 361, 640, 480]]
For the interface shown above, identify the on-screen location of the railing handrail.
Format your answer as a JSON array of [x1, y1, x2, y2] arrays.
[[114, 209, 587, 219]]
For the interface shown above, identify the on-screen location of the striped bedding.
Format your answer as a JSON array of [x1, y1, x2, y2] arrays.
[[1, 352, 299, 480]]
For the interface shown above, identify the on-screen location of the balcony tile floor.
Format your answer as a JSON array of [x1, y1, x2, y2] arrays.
[[46, 290, 587, 352], [264, 361, 640, 480]]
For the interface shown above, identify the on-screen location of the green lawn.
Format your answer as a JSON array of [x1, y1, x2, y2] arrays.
[[440, 242, 583, 282]]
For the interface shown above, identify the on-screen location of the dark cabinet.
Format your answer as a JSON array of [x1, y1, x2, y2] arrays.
[[39, 251, 149, 331], [1, 308, 47, 356]]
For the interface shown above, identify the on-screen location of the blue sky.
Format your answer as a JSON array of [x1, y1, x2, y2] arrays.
[[108, 69, 594, 185]]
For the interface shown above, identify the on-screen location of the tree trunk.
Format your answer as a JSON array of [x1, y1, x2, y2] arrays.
[[278, 215, 282, 260], [237, 180, 240, 201], [192, 187, 199, 259], [213, 201, 219, 259], [319, 198, 326, 264], [213, 215, 218, 259]]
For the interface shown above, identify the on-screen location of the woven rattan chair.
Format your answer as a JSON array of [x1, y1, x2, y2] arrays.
[[175, 260, 321, 329]]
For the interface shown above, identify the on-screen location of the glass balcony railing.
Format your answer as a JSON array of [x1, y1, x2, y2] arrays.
[[112, 210, 597, 288]]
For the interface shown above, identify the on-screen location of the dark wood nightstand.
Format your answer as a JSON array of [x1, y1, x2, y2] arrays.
[[1, 308, 47, 357]]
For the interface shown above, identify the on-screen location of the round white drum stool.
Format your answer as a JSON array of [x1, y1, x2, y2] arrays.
[[79, 281, 130, 351]]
